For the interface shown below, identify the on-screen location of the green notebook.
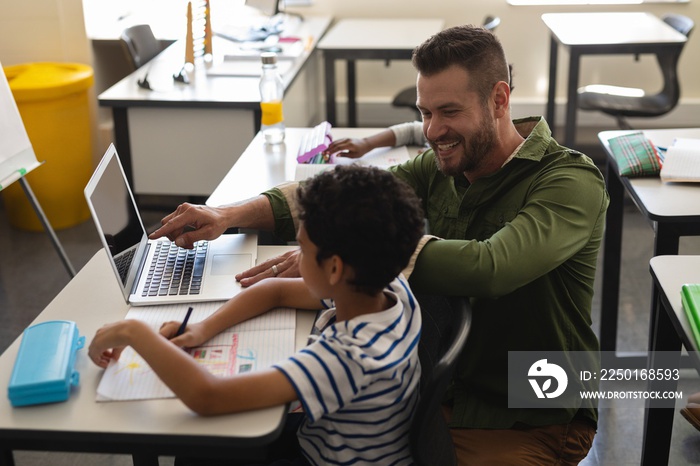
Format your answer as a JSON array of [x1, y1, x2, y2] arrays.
[[681, 284, 700, 348]]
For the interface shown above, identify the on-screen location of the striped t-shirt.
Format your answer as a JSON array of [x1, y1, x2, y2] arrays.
[[274, 275, 421, 466]]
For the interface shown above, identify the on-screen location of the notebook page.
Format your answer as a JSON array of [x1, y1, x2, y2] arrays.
[[96, 302, 296, 401], [660, 145, 700, 183]]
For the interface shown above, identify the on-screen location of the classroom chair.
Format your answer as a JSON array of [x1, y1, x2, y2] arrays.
[[577, 13, 695, 130], [410, 295, 473, 466], [391, 16, 501, 120], [120, 24, 163, 71]]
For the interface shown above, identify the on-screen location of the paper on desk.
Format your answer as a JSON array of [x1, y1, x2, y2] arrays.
[[95, 303, 296, 401], [294, 145, 411, 181], [206, 58, 293, 77], [659, 138, 700, 183]]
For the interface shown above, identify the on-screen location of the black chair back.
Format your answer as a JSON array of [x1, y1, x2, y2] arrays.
[[577, 13, 694, 129], [120, 24, 162, 70], [410, 295, 472, 466]]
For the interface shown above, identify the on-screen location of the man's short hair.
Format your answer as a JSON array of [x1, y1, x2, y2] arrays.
[[412, 24, 511, 103], [297, 165, 425, 295]]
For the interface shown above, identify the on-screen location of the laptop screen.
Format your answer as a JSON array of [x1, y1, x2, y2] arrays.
[[86, 150, 145, 286]]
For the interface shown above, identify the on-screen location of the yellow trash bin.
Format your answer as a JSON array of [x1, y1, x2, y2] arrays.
[[2, 62, 94, 231]]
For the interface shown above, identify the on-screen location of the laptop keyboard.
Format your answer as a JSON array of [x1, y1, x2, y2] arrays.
[[113, 247, 136, 283], [142, 240, 209, 297]]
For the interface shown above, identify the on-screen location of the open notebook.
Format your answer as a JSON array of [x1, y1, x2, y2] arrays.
[[660, 138, 700, 182], [96, 303, 296, 401]]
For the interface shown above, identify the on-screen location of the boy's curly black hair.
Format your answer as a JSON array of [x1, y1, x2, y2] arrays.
[[297, 165, 425, 296]]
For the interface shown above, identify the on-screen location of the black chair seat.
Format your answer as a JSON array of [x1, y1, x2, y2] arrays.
[[578, 86, 677, 118]]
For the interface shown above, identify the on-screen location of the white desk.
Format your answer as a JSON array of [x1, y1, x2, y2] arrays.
[[598, 128, 700, 367], [98, 16, 331, 197], [0, 246, 314, 466], [207, 127, 425, 207], [542, 12, 687, 147], [317, 18, 443, 127], [644, 255, 700, 466]]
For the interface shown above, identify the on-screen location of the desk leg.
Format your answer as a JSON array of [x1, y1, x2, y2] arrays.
[[546, 35, 558, 133], [0, 449, 14, 466], [563, 50, 580, 148], [324, 55, 337, 126], [347, 59, 357, 127], [648, 226, 681, 356], [600, 162, 624, 354], [641, 291, 682, 466], [132, 454, 159, 466]]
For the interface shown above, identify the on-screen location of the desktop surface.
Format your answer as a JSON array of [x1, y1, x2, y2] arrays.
[[206, 127, 426, 207], [599, 128, 700, 220], [0, 246, 314, 460], [650, 255, 700, 353], [542, 12, 688, 46], [317, 18, 444, 50]]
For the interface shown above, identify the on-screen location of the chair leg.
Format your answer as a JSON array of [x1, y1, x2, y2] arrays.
[[616, 116, 633, 130]]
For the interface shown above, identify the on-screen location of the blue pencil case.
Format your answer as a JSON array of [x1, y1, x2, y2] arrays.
[[7, 320, 85, 407]]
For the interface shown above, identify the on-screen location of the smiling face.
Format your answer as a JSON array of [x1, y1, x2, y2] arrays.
[[416, 65, 497, 178]]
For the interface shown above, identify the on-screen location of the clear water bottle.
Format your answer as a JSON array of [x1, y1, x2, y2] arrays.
[[259, 52, 285, 145]]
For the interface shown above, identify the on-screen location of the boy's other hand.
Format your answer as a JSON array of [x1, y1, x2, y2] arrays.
[[324, 137, 372, 159]]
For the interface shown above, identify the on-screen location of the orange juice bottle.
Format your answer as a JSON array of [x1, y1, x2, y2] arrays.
[[259, 52, 285, 144]]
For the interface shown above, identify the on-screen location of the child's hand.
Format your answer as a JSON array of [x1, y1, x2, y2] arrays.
[[159, 321, 208, 348], [88, 320, 146, 368], [324, 137, 372, 159]]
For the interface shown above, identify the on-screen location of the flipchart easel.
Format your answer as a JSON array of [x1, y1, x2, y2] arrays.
[[0, 63, 76, 278]]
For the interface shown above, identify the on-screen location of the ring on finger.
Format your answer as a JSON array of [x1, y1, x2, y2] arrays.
[[271, 264, 279, 276]]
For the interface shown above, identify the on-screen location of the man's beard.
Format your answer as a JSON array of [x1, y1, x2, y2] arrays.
[[432, 117, 497, 178]]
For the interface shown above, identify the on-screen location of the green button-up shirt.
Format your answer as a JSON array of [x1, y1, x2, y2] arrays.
[[265, 116, 609, 429]]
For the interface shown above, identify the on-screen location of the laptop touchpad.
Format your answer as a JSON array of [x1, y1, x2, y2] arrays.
[[211, 254, 252, 275]]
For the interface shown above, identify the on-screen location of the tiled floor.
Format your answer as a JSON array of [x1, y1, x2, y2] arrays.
[[1, 192, 700, 465]]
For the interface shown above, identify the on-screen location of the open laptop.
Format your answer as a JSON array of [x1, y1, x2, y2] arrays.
[[85, 144, 257, 306]]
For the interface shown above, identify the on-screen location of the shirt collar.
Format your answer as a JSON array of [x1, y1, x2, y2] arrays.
[[509, 116, 554, 163]]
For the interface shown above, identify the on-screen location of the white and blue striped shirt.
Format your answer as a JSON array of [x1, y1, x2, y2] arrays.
[[274, 275, 421, 466]]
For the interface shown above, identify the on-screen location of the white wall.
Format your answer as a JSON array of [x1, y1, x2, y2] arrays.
[[1, 0, 699, 150], [0, 0, 90, 66], [0, 0, 99, 159]]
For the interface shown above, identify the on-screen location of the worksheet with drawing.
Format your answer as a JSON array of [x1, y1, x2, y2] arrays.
[[96, 303, 296, 401]]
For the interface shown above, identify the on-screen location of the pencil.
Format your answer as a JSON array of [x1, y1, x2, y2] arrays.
[[175, 306, 194, 336]]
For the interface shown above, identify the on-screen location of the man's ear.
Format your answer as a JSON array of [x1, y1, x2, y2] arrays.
[[492, 80, 510, 118]]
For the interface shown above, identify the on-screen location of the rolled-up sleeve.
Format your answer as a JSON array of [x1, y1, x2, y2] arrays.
[[262, 182, 299, 241]]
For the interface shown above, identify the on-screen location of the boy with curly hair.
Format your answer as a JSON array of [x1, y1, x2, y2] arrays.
[[88, 165, 425, 465]]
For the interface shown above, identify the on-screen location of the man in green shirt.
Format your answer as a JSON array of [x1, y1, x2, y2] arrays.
[[152, 25, 608, 465]]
